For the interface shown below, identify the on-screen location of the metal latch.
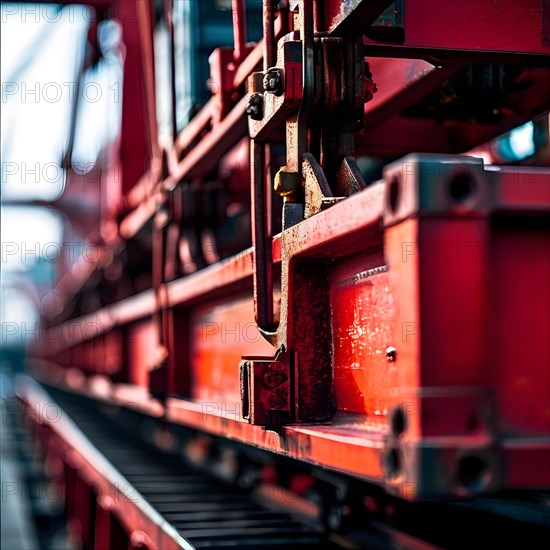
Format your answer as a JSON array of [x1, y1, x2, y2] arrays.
[[240, 351, 294, 426]]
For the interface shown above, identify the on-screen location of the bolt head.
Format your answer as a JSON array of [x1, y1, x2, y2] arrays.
[[385, 346, 397, 362], [263, 68, 283, 95], [246, 93, 263, 120]]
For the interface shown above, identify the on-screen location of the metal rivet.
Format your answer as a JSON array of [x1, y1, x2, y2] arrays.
[[263, 68, 283, 95], [385, 346, 397, 362], [245, 93, 263, 120]]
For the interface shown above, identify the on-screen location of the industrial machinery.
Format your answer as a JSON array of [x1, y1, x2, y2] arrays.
[[11, 0, 550, 548]]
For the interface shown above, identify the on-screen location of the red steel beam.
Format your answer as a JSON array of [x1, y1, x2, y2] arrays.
[[361, 0, 550, 61], [169, 97, 249, 183], [43, 165, 550, 350]]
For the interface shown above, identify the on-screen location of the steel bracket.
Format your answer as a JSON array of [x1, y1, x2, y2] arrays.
[[240, 350, 295, 426]]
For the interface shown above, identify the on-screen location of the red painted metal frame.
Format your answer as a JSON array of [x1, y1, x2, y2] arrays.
[[359, 0, 550, 60], [38, 161, 550, 499], [357, 59, 550, 156], [31, 0, 550, 504], [323, 0, 550, 61], [45, 0, 550, 314]]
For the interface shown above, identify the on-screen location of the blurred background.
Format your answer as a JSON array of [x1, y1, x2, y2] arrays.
[[1, 2, 550, 548], [2, 5, 123, 546], [1, 3, 123, 378], [2, 2, 550, 407], [3, 1, 548, 387]]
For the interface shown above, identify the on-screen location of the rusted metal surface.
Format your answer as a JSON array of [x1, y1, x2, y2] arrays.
[[248, 39, 304, 141], [241, 353, 293, 426], [336, 156, 367, 196], [43, 154, 549, 498], [251, 140, 275, 331], [302, 153, 337, 218], [30, 0, 550, 509]]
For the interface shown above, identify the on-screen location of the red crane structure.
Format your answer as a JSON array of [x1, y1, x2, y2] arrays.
[[10, 1, 550, 548]]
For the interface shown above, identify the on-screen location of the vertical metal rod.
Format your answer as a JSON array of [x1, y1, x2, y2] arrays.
[[135, 0, 161, 161], [232, 0, 247, 60], [298, 0, 314, 160], [251, 140, 274, 330], [168, 0, 178, 140], [263, 0, 276, 71], [264, 142, 273, 319], [286, 0, 314, 175]]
